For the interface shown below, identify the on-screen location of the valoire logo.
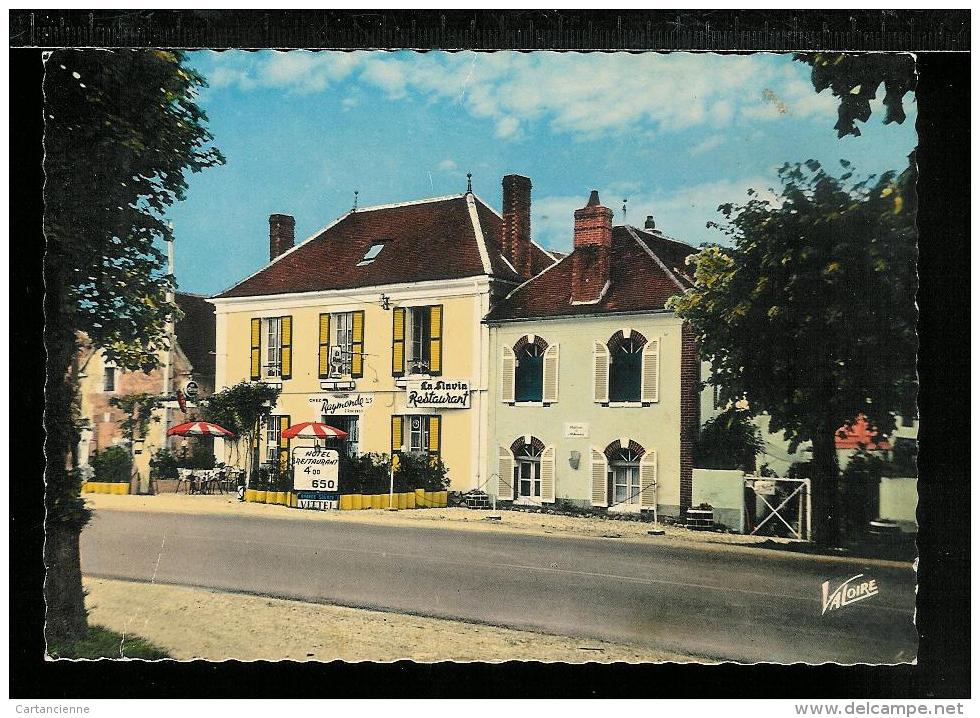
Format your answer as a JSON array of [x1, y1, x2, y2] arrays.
[[821, 574, 880, 615]]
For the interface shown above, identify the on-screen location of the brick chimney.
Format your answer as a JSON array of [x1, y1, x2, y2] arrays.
[[501, 174, 532, 278], [269, 213, 295, 261], [570, 190, 614, 304]]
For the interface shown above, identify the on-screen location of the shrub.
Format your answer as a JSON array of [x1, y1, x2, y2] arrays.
[[90, 446, 132, 483], [394, 452, 450, 492], [694, 411, 764, 472], [149, 448, 179, 479], [339, 452, 390, 495]]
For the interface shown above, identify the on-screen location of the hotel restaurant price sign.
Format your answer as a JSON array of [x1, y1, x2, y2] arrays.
[[406, 379, 471, 409], [292, 446, 340, 510]]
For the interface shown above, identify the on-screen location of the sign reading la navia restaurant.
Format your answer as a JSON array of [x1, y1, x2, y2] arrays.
[[406, 379, 471, 409], [307, 393, 374, 415]]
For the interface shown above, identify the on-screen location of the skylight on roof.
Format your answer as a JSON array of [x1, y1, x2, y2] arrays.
[[356, 243, 385, 266]]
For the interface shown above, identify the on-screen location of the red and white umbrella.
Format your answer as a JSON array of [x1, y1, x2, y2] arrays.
[[281, 422, 348, 440], [167, 421, 236, 439]]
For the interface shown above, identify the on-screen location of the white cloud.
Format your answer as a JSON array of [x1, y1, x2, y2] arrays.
[[202, 50, 844, 140], [532, 176, 780, 252], [436, 159, 457, 172], [690, 134, 725, 156]]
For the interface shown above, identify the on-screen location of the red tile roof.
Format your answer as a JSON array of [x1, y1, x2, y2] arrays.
[[485, 225, 697, 321], [836, 415, 892, 450], [216, 194, 555, 299]]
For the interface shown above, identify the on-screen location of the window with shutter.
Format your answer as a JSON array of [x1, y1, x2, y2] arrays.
[[497, 446, 514, 500], [277, 415, 290, 472], [590, 448, 608, 507], [250, 318, 262, 380], [500, 345, 516, 403], [593, 341, 610, 403], [428, 415, 441, 458], [542, 343, 559, 403], [609, 332, 644, 403], [641, 338, 660, 403], [391, 307, 406, 377], [391, 415, 404, 472], [540, 445, 556, 504]]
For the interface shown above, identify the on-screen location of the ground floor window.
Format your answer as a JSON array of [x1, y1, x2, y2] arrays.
[[408, 415, 430, 454], [609, 447, 642, 506], [321, 414, 359, 457], [265, 416, 282, 464]]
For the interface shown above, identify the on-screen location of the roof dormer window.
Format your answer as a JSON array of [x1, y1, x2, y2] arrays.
[[356, 243, 385, 266]]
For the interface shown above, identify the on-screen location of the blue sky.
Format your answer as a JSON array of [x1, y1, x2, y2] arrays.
[[167, 50, 918, 296]]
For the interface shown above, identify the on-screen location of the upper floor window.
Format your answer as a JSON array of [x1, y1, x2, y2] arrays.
[[501, 336, 559, 404], [593, 330, 659, 405], [251, 316, 293, 381], [319, 311, 364, 379], [392, 305, 443, 377], [103, 366, 116, 392]]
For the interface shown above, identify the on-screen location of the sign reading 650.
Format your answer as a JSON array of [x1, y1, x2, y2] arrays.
[[292, 447, 340, 492]]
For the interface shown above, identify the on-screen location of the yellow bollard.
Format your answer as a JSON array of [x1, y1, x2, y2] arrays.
[[406, 491, 416, 509], [371, 494, 384, 510], [255, 490, 267, 503], [245, 489, 256, 503], [414, 488, 426, 508], [437, 490, 448, 508]]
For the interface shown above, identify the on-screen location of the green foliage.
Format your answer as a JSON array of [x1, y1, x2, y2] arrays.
[[787, 461, 813, 480], [200, 381, 281, 482], [176, 440, 216, 470], [394, 452, 451, 492], [109, 392, 160, 442], [669, 159, 917, 451], [44, 50, 224, 371], [694, 411, 764, 472], [91, 446, 132, 483], [149, 448, 179, 479], [47, 624, 170, 660], [795, 53, 915, 138], [842, 449, 904, 482], [339, 452, 392, 495], [890, 438, 918, 478]]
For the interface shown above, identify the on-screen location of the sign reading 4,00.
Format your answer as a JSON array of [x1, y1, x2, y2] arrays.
[[292, 446, 340, 492]]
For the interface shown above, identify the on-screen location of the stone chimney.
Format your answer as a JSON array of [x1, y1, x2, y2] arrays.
[[269, 213, 295, 261], [644, 215, 656, 230], [570, 190, 614, 304], [501, 174, 532, 278]]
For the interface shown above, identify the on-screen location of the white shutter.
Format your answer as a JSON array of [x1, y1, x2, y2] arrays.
[[498, 445, 514, 500], [640, 450, 658, 509], [593, 341, 610, 403], [590, 448, 608, 507], [540, 445, 556, 504], [641, 338, 660, 403], [501, 345, 516, 403], [542, 343, 559, 403]]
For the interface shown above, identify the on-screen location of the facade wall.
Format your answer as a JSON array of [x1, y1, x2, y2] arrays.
[[212, 278, 494, 491], [488, 312, 687, 516]]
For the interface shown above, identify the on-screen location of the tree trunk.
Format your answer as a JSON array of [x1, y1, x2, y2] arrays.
[[810, 426, 841, 548], [43, 245, 89, 646]]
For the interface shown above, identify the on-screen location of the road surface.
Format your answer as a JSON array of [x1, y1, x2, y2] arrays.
[[80, 510, 917, 663]]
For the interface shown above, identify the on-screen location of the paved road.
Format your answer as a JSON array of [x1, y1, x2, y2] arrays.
[[81, 510, 917, 663]]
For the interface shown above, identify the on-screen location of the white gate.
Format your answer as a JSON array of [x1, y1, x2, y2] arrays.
[[744, 476, 812, 541]]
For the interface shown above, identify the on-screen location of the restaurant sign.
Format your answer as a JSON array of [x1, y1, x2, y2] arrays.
[[307, 392, 374, 415], [406, 379, 471, 409], [292, 447, 340, 492]]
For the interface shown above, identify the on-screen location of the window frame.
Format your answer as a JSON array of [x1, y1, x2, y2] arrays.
[[331, 311, 354, 377], [265, 415, 282, 464], [407, 414, 431, 454], [406, 306, 432, 375], [608, 334, 645, 404], [103, 365, 116, 392], [265, 316, 283, 378]]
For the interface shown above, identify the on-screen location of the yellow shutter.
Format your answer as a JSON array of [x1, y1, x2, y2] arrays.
[[250, 318, 261, 380], [351, 310, 365, 378], [591, 448, 608, 507], [497, 446, 514, 500], [641, 338, 660, 403], [280, 316, 293, 379], [428, 415, 441, 456], [640, 450, 658, 509], [428, 305, 443, 375], [391, 307, 405, 377], [278, 415, 290, 472], [543, 343, 560, 403], [391, 415, 404, 454], [540, 445, 556, 504], [318, 313, 331, 378]]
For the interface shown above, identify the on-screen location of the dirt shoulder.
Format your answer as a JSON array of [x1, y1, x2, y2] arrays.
[[84, 577, 693, 663], [85, 493, 911, 569]]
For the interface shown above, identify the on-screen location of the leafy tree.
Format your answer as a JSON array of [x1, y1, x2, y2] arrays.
[[149, 448, 179, 480], [694, 411, 764, 472], [199, 381, 282, 485], [668, 159, 917, 546], [90, 447, 133, 484], [795, 53, 915, 138], [109, 392, 161, 448], [43, 49, 223, 643]]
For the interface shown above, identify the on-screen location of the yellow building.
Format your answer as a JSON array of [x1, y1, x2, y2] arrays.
[[210, 176, 556, 491]]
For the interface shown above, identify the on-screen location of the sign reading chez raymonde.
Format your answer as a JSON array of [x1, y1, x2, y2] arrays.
[[307, 393, 375, 415], [406, 379, 471, 409]]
